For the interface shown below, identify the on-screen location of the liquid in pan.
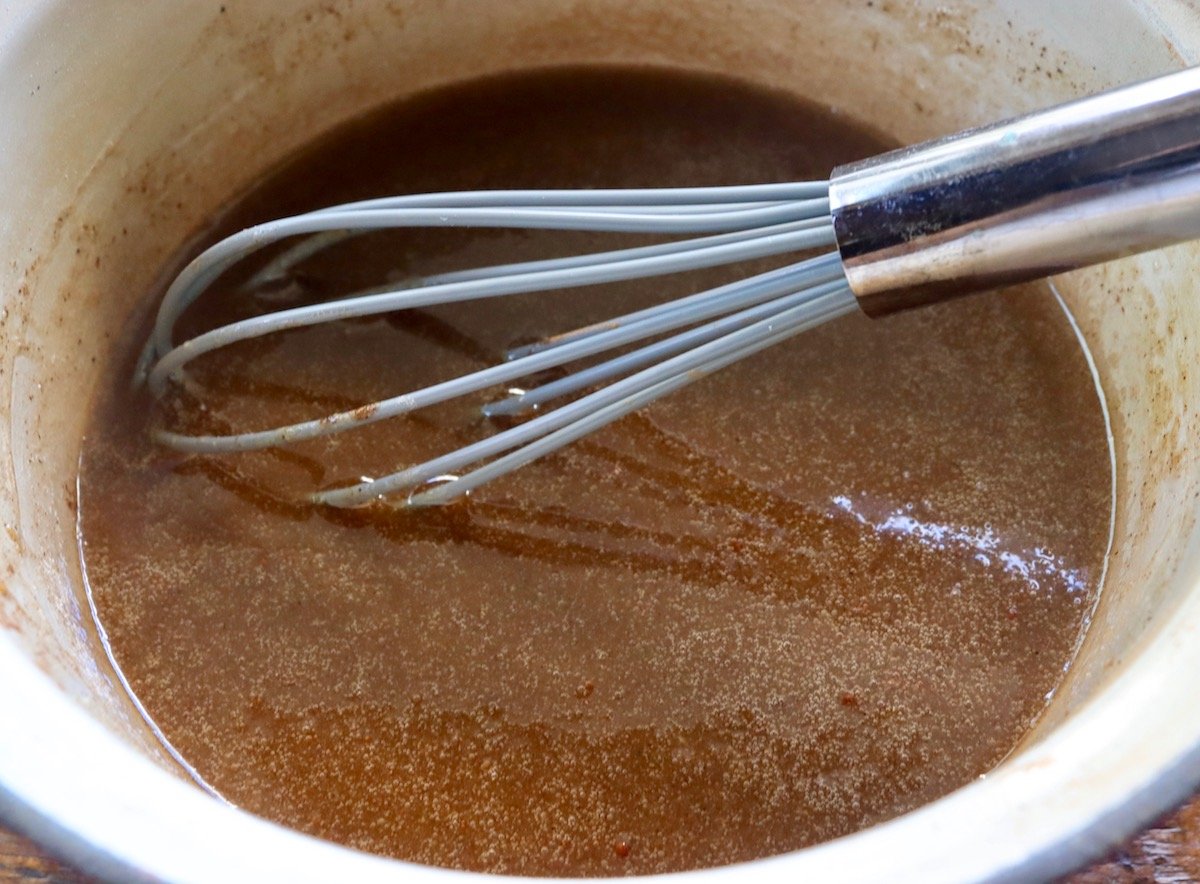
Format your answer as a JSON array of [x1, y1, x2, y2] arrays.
[[78, 67, 1112, 876]]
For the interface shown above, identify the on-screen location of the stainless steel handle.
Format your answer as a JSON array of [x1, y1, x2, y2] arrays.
[[829, 66, 1200, 316]]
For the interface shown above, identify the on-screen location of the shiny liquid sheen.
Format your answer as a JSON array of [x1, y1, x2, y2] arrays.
[[78, 67, 1112, 876]]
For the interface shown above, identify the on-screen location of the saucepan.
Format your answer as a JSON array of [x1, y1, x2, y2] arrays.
[[1, 0, 1199, 880]]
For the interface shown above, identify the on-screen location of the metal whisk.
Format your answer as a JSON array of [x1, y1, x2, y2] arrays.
[[136, 67, 1200, 507]]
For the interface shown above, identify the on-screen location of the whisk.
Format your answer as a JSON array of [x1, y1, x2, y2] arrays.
[[136, 67, 1200, 508]]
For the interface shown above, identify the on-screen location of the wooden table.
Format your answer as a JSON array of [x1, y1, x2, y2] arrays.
[[3, 795, 1199, 882]]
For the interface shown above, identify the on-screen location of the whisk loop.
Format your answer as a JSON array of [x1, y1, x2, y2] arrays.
[[139, 183, 849, 507]]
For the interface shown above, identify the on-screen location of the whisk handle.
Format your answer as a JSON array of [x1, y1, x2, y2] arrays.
[[830, 66, 1200, 316]]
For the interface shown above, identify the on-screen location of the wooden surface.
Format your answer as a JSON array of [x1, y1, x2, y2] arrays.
[[0, 826, 92, 883], [2, 795, 1199, 882]]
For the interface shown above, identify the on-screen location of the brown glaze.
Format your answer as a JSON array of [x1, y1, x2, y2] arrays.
[[77, 67, 1111, 876]]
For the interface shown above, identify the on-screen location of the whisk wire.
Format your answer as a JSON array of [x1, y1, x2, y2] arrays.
[[420, 215, 832, 287], [152, 254, 844, 454], [484, 276, 851, 417], [329, 283, 856, 508], [143, 187, 831, 368], [503, 252, 845, 362], [144, 213, 835, 394], [146, 195, 830, 367]]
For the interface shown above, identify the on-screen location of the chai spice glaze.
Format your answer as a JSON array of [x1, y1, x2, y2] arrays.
[[79, 67, 1112, 876]]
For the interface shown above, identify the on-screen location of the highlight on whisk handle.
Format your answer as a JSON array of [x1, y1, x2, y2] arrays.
[[829, 65, 1200, 316]]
